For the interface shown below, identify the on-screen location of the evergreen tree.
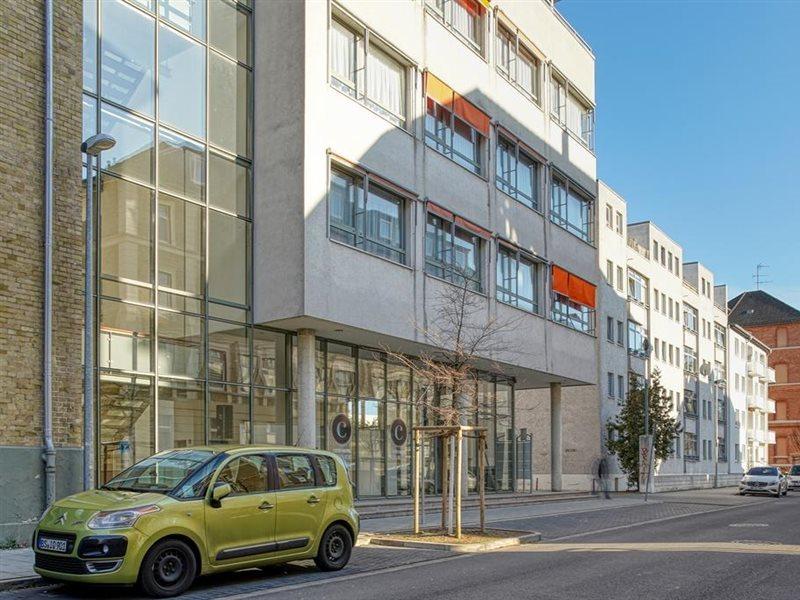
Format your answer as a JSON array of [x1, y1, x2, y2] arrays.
[[606, 370, 682, 489]]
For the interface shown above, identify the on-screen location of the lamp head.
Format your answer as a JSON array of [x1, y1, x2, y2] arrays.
[[81, 133, 116, 156]]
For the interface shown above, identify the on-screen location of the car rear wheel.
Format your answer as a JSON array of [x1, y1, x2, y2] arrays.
[[139, 539, 197, 598], [314, 524, 352, 572]]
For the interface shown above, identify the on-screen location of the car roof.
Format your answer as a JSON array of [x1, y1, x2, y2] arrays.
[[157, 444, 339, 459]]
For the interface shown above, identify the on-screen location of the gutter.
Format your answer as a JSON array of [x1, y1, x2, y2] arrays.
[[42, 0, 56, 508]]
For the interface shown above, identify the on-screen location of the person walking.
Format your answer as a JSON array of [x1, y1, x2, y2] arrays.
[[597, 455, 611, 499]]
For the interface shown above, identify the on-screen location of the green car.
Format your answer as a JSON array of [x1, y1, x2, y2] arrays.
[[33, 446, 359, 597]]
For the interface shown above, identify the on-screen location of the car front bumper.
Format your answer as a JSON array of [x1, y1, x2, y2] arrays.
[[33, 528, 148, 584], [739, 483, 781, 494]]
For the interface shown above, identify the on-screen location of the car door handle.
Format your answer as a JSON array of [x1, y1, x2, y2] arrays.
[[258, 501, 275, 511], [307, 495, 321, 505]]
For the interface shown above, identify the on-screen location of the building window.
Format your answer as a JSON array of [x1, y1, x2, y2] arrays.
[[551, 265, 596, 334], [428, 0, 484, 51], [425, 73, 488, 175], [683, 305, 698, 332], [607, 372, 614, 398], [425, 209, 484, 292], [604, 204, 613, 229], [550, 74, 594, 149], [496, 244, 539, 312], [617, 320, 624, 346], [627, 269, 647, 305], [684, 432, 698, 460], [684, 389, 697, 416], [627, 320, 646, 357], [615, 211, 623, 234], [684, 347, 697, 374], [550, 175, 593, 243], [617, 375, 625, 400], [329, 165, 406, 264], [496, 23, 540, 101], [606, 260, 613, 286], [495, 134, 540, 209], [606, 316, 615, 343], [714, 323, 726, 348], [616, 266, 623, 292], [330, 13, 407, 127]]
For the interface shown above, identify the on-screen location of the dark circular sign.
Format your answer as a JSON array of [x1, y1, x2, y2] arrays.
[[331, 413, 352, 445], [390, 418, 408, 447]]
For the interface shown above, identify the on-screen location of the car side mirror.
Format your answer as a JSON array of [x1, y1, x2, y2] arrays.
[[210, 482, 232, 507]]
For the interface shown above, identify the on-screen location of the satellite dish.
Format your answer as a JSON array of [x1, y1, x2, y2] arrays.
[[699, 363, 710, 377]]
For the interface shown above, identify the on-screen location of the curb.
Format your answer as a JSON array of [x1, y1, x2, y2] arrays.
[[368, 530, 541, 553], [0, 576, 46, 592]]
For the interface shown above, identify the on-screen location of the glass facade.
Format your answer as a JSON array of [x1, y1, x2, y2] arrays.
[[85, 0, 516, 495]]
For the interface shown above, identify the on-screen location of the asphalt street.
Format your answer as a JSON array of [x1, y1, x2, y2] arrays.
[[1, 489, 794, 600]]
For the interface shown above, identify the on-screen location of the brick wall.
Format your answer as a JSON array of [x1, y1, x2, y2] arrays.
[[0, 0, 84, 448], [742, 322, 800, 466]]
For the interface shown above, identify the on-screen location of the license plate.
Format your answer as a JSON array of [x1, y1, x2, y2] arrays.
[[38, 536, 68, 553]]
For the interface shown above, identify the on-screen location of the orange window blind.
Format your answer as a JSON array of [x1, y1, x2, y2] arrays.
[[424, 72, 490, 136], [552, 265, 596, 309]]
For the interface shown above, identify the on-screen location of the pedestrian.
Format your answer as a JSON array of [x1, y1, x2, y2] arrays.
[[597, 455, 611, 499]]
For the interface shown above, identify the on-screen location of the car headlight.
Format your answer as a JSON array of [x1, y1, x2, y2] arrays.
[[87, 505, 160, 530]]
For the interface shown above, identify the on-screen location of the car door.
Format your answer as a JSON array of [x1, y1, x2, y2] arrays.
[[271, 453, 328, 555], [205, 453, 277, 564]]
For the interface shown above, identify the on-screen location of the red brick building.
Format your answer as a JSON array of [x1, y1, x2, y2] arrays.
[[729, 291, 800, 467]]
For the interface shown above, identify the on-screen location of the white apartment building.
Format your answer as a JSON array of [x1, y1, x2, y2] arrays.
[[255, 0, 601, 496], [729, 324, 776, 471], [595, 183, 747, 490]]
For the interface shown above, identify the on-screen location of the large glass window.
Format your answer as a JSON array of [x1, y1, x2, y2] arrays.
[[684, 347, 698, 374], [209, 0, 250, 65], [495, 135, 539, 209], [99, 299, 153, 372], [99, 103, 154, 184], [208, 321, 250, 384], [157, 310, 204, 379], [425, 213, 483, 292], [158, 0, 205, 39], [208, 210, 249, 306], [550, 176, 593, 243], [101, 0, 154, 116], [209, 52, 251, 158], [209, 152, 250, 217], [627, 320, 646, 357], [100, 175, 153, 285], [627, 269, 647, 305], [428, 0, 483, 51], [496, 245, 538, 313], [253, 388, 287, 445], [158, 24, 205, 138], [157, 378, 204, 449], [158, 129, 205, 201], [329, 167, 405, 264], [551, 75, 594, 149], [425, 97, 484, 175], [683, 305, 698, 332], [157, 194, 203, 296], [209, 383, 250, 444]]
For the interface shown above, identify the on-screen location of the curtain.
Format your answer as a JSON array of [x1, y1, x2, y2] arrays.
[[367, 45, 404, 116], [330, 20, 357, 86], [451, 0, 478, 45], [518, 51, 535, 95]]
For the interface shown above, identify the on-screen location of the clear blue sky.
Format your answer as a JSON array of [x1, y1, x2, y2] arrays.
[[557, 1, 800, 309]]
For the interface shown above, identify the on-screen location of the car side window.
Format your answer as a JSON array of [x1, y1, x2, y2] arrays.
[[275, 454, 316, 490], [216, 455, 268, 496], [316, 456, 337, 487]]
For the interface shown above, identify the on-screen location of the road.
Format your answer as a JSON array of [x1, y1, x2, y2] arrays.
[[2, 489, 796, 600]]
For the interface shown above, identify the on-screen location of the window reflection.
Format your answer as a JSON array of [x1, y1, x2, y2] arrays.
[[100, 103, 154, 184], [100, 174, 153, 285], [157, 310, 204, 379], [158, 24, 205, 137], [209, 52, 250, 157], [101, 0, 154, 115], [209, 383, 250, 444], [209, 152, 249, 217], [208, 210, 249, 305], [158, 0, 205, 39], [208, 320, 250, 384], [158, 129, 205, 201], [157, 194, 203, 296], [99, 299, 153, 372], [209, 0, 250, 65], [157, 378, 204, 449]]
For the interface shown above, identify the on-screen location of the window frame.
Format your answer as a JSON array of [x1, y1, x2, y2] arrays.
[[424, 210, 484, 292], [329, 8, 410, 129], [549, 69, 595, 151], [271, 452, 322, 492], [495, 20, 541, 104], [425, 96, 485, 176], [328, 160, 409, 265], [495, 131, 542, 210], [212, 452, 270, 497], [550, 173, 595, 244], [495, 242, 540, 313], [426, 0, 485, 55]]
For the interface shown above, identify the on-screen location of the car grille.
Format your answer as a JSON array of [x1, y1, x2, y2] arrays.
[[749, 481, 768, 487], [35, 553, 87, 574]]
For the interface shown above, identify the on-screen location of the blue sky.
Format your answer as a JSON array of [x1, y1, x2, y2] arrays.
[[557, 1, 800, 308]]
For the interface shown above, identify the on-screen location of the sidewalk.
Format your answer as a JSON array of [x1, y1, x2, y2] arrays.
[[0, 548, 36, 590]]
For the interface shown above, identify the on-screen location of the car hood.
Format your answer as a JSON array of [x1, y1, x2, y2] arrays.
[[39, 489, 169, 533]]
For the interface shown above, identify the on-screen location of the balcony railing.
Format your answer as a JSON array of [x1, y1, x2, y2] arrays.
[[627, 237, 649, 259], [766, 367, 776, 383], [746, 394, 767, 412], [767, 399, 776, 414], [768, 430, 776, 444]]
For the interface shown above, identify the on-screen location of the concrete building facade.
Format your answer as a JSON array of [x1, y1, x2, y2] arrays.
[[1, 0, 603, 541], [729, 291, 800, 468]]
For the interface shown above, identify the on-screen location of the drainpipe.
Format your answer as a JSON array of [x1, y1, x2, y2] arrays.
[[42, 0, 57, 509]]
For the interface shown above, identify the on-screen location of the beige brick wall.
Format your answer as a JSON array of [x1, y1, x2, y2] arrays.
[[0, 0, 84, 448]]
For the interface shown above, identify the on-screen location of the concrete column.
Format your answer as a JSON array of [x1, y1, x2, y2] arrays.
[[296, 329, 317, 449], [550, 382, 563, 492]]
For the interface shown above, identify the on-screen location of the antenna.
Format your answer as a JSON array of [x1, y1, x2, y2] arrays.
[[753, 263, 771, 290]]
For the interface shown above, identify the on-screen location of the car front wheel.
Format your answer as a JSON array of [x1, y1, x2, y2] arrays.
[[139, 538, 197, 598], [314, 524, 353, 572]]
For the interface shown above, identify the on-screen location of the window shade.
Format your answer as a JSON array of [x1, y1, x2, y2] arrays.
[[552, 265, 596, 308], [424, 72, 490, 136], [455, 216, 490, 240]]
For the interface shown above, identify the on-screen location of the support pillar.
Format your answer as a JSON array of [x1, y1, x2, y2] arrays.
[[550, 382, 563, 492], [296, 329, 317, 448]]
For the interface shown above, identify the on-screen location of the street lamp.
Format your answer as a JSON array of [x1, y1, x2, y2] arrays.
[[82, 133, 115, 491], [641, 337, 654, 501]]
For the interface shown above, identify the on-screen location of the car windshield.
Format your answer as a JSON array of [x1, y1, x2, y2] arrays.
[[791, 466, 800, 476], [102, 450, 214, 493], [747, 467, 778, 476]]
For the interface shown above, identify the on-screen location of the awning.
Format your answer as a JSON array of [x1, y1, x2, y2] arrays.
[[424, 72, 490, 136], [552, 265, 596, 309]]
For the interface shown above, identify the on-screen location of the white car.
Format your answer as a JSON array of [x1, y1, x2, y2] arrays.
[[788, 465, 800, 490], [739, 466, 788, 497]]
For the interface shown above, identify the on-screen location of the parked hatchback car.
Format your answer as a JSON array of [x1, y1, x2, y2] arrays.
[[739, 466, 788, 497], [788, 465, 800, 490], [33, 446, 359, 597]]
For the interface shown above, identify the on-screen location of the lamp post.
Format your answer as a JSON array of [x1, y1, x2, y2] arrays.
[[81, 133, 115, 491], [712, 368, 726, 489]]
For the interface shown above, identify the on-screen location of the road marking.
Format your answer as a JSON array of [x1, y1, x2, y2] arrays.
[[507, 542, 800, 555], [729, 523, 769, 527], [223, 553, 475, 600], [545, 498, 772, 542]]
